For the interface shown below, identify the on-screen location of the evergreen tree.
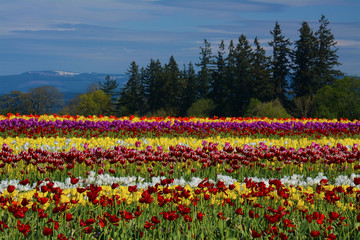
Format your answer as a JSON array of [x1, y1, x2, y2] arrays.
[[196, 39, 213, 99], [269, 21, 292, 103], [233, 34, 253, 115], [225, 39, 237, 116], [251, 37, 273, 102], [117, 61, 142, 115], [315, 14, 342, 86], [144, 59, 164, 113], [210, 40, 227, 116], [291, 21, 319, 97], [138, 67, 148, 115], [163, 55, 181, 115], [99, 75, 119, 103], [181, 62, 197, 116]]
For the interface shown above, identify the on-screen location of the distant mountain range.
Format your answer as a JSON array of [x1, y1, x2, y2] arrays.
[[0, 71, 128, 102]]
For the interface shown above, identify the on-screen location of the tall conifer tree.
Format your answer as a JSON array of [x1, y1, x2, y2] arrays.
[[269, 21, 292, 102], [163, 55, 181, 115], [210, 40, 227, 116], [99, 75, 119, 103], [225, 40, 237, 116], [251, 37, 273, 102], [233, 34, 253, 115], [117, 61, 142, 114], [196, 39, 213, 99], [181, 62, 197, 116], [315, 15, 342, 87], [291, 21, 319, 97], [144, 59, 164, 113]]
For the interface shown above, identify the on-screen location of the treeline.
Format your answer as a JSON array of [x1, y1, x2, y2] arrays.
[[113, 15, 358, 119], [1, 15, 359, 119]]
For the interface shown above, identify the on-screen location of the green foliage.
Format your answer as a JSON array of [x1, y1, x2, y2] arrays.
[[245, 98, 291, 118], [75, 90, 113, 116], [315, 76, 360, 120], [186, 98, 216, 118]]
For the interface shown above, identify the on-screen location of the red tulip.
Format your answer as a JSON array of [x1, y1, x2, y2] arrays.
[[7, 185, 15, 193], [310, 230, 320, 237], [17, 220, 31, 237], [83, 227, 93, 233], [128, 185, 138, 193], [144, 221, 154, 229], [85, 218, 96, 225], [66, 213, 74, 222], [120, 210, 135, 221], [151, 216, 161, 224], [329, 212, 339, 220], [42, 226, 53, 236], [196, 212, 205, 221], [70, 177, 79, 184], [251, 229, 262, 238], [354, 178, 360, 185]]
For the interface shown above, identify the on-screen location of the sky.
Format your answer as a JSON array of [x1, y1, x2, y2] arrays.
[[0, 0, 359, 76]]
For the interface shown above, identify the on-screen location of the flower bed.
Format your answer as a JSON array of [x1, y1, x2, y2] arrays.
[[0, 114, 359, 239]]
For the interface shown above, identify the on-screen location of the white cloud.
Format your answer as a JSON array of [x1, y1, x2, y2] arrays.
[[253, 0, 341, 7], [336, 39, 360, 48]]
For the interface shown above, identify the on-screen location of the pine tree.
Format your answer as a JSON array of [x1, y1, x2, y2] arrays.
[[99, 75, 119, 103], [225, 39, 237, 116], [196, 39, 213, 99], [291, 21, 319, 97], [117, 61, 142, 115], [180, 62, 197, 116], [144, 59, 165, 114], [163, 55, 181, 115], [315, 15, 342, 87], [138, 67, 148, 115], [210, 40, 227, 116], [269, 21, 292, 103], [251, 37, 273, 102], [233, 34, 253, 115]]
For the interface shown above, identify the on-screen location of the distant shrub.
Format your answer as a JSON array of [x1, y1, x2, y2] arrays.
[[187, 98, 216, 117], [245, 98, 291, 118]]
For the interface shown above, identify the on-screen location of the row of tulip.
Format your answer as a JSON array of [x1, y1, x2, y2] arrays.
[[1, 116, 359, 131], [1, 175, 360, 239], [0, 141, 359, 183], [0, 114, 359, 239], [1, 115, 359, 140], [1, 113, 357, 123], [2, 136, 360, 154], [1, 117, 359, 139]]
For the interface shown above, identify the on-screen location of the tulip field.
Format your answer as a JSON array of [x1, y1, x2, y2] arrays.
[[0, 113, 360, 239]]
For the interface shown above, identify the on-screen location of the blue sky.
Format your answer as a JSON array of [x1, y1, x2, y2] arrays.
[[0, 0, 359, 76]]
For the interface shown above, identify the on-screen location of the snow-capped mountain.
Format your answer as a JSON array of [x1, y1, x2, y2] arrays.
[[0, 71, 127, 95]]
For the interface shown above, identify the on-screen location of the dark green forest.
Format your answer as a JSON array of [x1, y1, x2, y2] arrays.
[[1, 15, 359, 119]]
